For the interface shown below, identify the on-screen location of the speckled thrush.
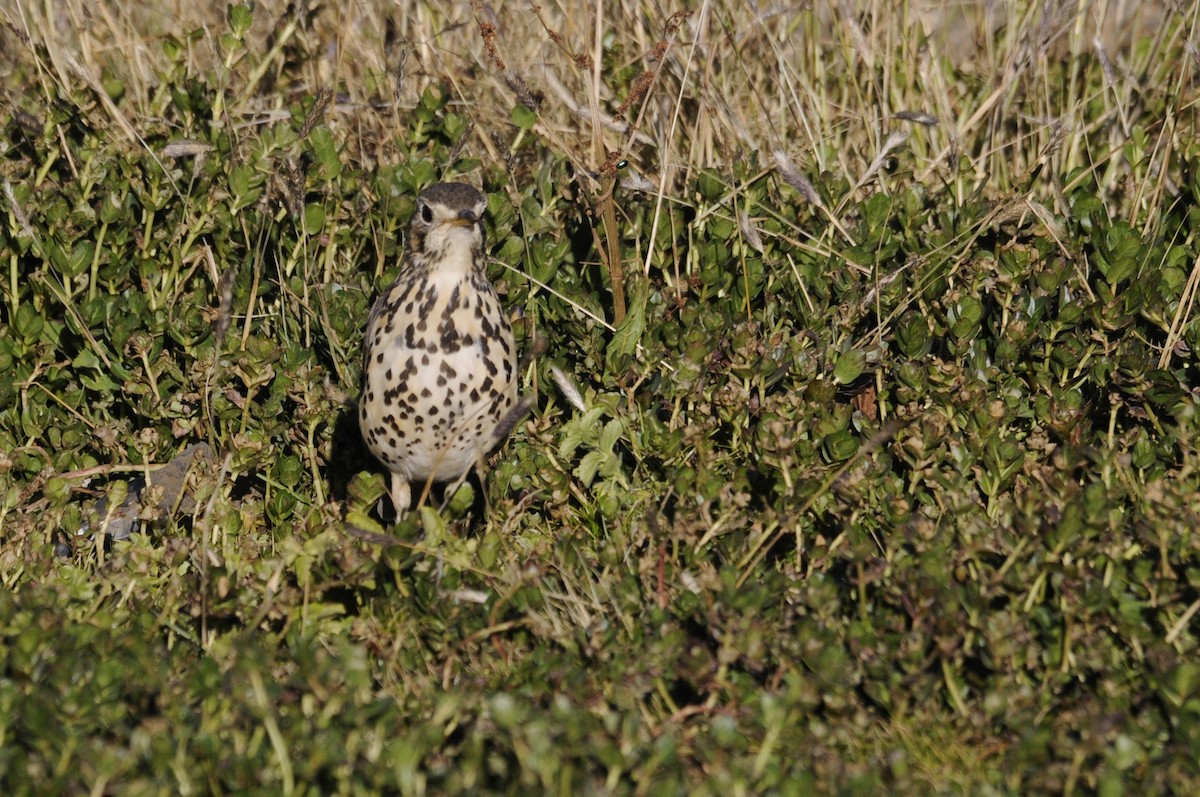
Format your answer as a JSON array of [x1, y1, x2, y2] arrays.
[[359, 182, 518, 516]]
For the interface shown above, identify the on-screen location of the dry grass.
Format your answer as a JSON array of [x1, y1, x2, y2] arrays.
[[6, 1, 1185, 196], [8, 0, 1191, 342]]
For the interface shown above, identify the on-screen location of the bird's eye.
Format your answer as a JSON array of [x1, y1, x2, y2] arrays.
[[421, 204, 433, 223]]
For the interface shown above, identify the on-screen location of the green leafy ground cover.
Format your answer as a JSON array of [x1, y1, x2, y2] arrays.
[[2, 0, 1199, 793]]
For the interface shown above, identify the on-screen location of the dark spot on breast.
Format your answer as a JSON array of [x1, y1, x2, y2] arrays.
[[417, 290, 437, 319], [383, 380, 409, 406]]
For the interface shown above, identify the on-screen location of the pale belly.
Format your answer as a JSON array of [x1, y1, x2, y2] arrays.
[[358, 271, 517, 485], [361, 343, 516, 482]]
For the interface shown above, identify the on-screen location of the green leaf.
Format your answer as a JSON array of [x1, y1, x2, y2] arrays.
[[228, 163, 262, 211], [598, 419, 624, 453], [303, 204, 325, 236], [950, 296, 984, 339], [103, 77, 125, 102], [72, 348, 103, 370], [445, 481, 475, 516], [65, 240, 94, 277], [345, 509, 386, 537], [896, 315, 930, 358], [511, 104, 537, 130], [273, 454, 304, 488], [309, 126, 342, 178], [606, 280, 647, 374], [863, 192, 892, 230], [1097, 222, 1142, 284], [823, 430, 858, 461], [420, 86, 443, 112], [832, 349, 865, 384], [14, 304, 44, 342], [419, 506, 447, 544], [405, 160, 437, 190], [98, 190, 127, 225], [444, 113, 467, 141], [697, 170, 724, 200], [347, 471, 385, 509], [162, 34, 183, 60], [575, 450, 604, 486], [227, 3, 253, 37]]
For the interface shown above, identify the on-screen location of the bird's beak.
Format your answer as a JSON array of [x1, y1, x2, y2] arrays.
[[446, 209, 478, 227]]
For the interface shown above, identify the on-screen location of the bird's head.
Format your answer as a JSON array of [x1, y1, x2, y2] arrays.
[[410, 182, 487, 268]]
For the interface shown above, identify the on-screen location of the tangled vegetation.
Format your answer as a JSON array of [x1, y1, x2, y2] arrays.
[[1, 0, 1199, 793]]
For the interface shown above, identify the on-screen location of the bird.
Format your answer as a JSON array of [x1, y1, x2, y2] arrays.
[[358, 182, 518, 517]]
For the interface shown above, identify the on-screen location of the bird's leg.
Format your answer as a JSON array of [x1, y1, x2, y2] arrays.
[[389, 473, 411, 518]]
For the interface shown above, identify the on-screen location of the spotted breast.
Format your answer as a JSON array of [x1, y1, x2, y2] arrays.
[[359, 182, 518, 516]]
